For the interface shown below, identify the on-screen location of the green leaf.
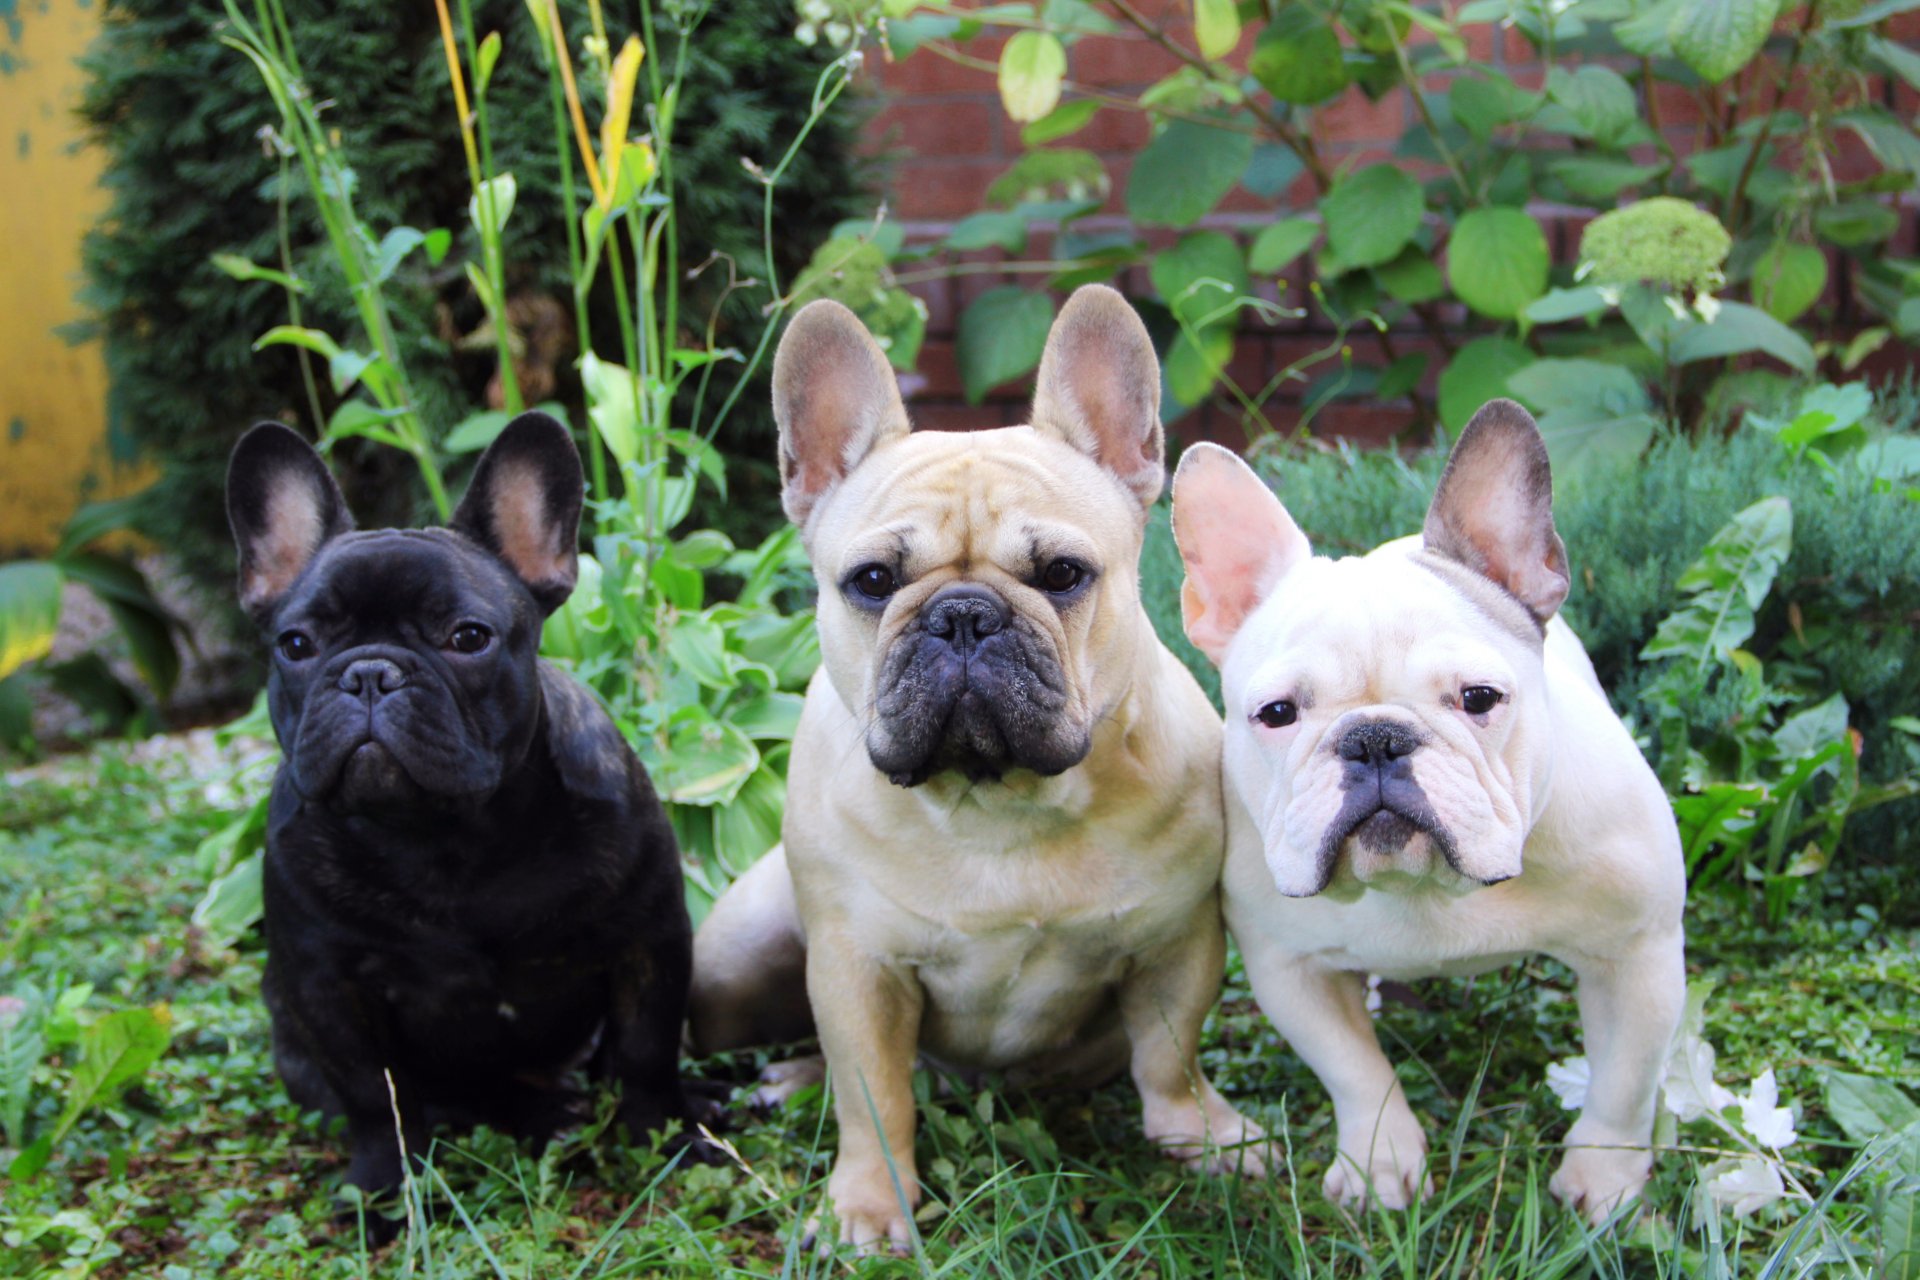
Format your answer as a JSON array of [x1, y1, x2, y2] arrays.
[[1823, 1070, 1920, 1143], [1374, 248, 1445, 303], [252, 325, 344, 361], [371, 227, 428, 284], [55, 553, 180, 701], [475, 30, 502, 99], [0, 561, 64, 680], [580, 352, 641, 469], [209, 252, 305, 294], [324, 400, 409, 450], [45, 1006, 173, 1155], [656, 708, 760, 806], [1506, 357, 1657, 473], [1243, 142, 1305, 199], [1151, 230, 1249, 328], [1248, 218, 1318, 274], [1449, 74, 1539, 142], [1525, 285, 1613, 324], [192, 850, 264, 948], [1249, 7, 1348, 104], [443, 409, 515, 454], [1378, 353, 1430, 400], [54, 496, 145, 560], [1438, 337, 1534, 430], [1447, 207, 1549, 319], [1775, 691, 1849, 759], [1545, 66, 1639, 147], [1815, 199, 1900, 247], [710, 762, 786, 875], [1320, 164, 1425, 270], [957, 287, 1054, 404], [945, 209, 1032, 254], [1671, 300, 1816, 372], [1750, 241, 1827, 322], [1839, 108, 1920, 178], [1020, 98, 1100, 145], [1125, 118, 1254, 227], [1163, 325, 1234, 407], [1641, 495, 1793, 666], [1550, 156, 1666, 202], [469, 172, 518, 242], [998, 32, 1067, 123], [1194, 0, 1242, 57], [1669, 0, 1781, 83]]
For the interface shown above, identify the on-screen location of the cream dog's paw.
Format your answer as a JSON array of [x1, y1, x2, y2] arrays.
[[751, 1055, 825, 1110], [818, 1161, 918, 1255], [1150, 1100, 1273, 1179], [1323, 1112, 1430, 1210], [1549, 1145, 1649, 1225]]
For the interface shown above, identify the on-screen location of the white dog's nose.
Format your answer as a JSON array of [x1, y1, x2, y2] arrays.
[[1336, 720, 1420, 767]]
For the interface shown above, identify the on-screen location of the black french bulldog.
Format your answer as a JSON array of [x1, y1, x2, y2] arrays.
[[226, 412, 708, 1238]]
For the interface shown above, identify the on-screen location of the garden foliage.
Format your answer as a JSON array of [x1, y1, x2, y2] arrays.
[[801, 0, 1920, 462], [76, 0, 864, 606]]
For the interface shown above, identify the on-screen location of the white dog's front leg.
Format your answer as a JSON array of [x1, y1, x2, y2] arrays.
[[1242, 944, 1430, 1210], [1549, 927, 1685, 1224]]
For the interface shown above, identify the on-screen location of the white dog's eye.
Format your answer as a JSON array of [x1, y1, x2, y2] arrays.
[[1253, 700, 1298, 729], [1461, 685, 1503, 715]]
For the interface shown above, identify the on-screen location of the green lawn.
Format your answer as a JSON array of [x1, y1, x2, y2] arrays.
[[2, 736, 1916, 1278]]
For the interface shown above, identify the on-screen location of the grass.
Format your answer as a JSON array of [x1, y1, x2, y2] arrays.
[[2, 737, 1917, 1278]]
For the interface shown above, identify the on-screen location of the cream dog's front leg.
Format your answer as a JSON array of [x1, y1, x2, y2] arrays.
[[807, 928, 925, 1253], [1237, 930, 1430, 1209], [1120, 905, 1269, 1176], [1549, 926, 1686, 1223]]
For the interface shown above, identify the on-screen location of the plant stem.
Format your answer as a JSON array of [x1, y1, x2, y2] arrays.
[[1727, 2, 1819, 232]]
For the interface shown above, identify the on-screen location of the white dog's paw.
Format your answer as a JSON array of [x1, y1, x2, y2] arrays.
[[1323, 1113, 1431, 1210], [751, 1055, 826, 1110], [1146, 1092, 1274, 1179], [1549, 1146, 1650, 1225]]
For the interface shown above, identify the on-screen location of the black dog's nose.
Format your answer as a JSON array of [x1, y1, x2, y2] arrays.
[[922, 584, 1010, 647], [1337, 720, 1420, 767], [338, 658, 408, 698]]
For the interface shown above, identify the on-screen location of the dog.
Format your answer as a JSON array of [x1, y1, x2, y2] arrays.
[[1170, 400, 1686, 1224], [226, 412, 708, 1237], [688, 285, 1265, 1250]]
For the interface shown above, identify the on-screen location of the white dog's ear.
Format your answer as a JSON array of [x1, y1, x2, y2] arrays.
[[1423, 398, 1570, 622], [1171, 443, 1311, 665], [1029, 284, 1164, 508], [773, 299, 912, 527]]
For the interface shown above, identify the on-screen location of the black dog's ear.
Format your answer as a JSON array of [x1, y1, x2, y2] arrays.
[[450, 411, 584, 616], [227, 423, 354, 624]]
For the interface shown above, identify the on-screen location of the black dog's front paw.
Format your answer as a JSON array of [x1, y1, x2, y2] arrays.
[[615, 1092, 726, 1167], [335, 1189, 407, 1248]]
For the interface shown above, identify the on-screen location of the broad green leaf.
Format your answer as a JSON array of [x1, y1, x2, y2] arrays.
[[1839, 108, 1920, 178], [1546, 66, 1639, 146], [443, 409, 515, 454], [1126, 118, 1253, 227], [1506, 357, 1652, 417], [1537, 407, 1659, 474], [998, 32, 1067, 123], [1378, 353, 1430, 400], [1525, 285, 1613, 323], [1248, 218, 1318, 274], [656, 708, 760, 806], [710, 762, 786, 875], [1438, 337, 1534, 430], [469, 172, 518, 241], [945, 209, 1031, 254], [371, 227, 428, 283], [956, 287, 1054, 403], [1447, 207, 1549, 319], [0, 561, 63, 680], [1249, 7, 1348, 105], [1868, 34, 1920, 92], [1163, 325, 1234, 407], [192, 850, 264, 948], [1194, 0, 1242, 57], [1669, 0, 1781, 83], [1320, 164, 1425, 270], [1775, 691, 1850, 759], [1449, 74, 1539, 141], [1815, 199, 1900, 247], [1243, 142, 1305, 199], [1642, 495, 1793, 667], [54, 495, 145, 560], [580, 352, 641, 469], [324, 401, 409, 450], [667, 613, 736, 692], [1750, 241, 1827, 322], [1823, 1070, 1920, 1143], [1670, 300, 1816, 372], [1550, 156, 1666, 202], [1020, 99, 1099, 145], [1151, 230, 1249, 328], [1374, 248, 1445, 303], [55, 553, 180, 700], [45, 1006, 173, 1154]]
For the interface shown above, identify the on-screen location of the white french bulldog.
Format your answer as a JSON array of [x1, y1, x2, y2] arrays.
[[1170, 400, 1686, 1223]]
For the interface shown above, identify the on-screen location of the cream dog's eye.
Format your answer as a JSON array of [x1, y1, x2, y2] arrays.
[[849, 564, 897, 600], [1461, 685, 1503, 715], [1040, 559, 1085, 594], [1253, 700, 1297, 728]]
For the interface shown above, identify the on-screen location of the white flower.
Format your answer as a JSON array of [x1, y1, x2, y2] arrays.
[[1737, 1068, 1798, 1150], [1701, 1155, 1789, 1216], [1662, 1031, 1736, 1121], [794, 21, 818, 44], [1364, 974, 1382, 1016], [1693, 292, 1722, 324], [1663, 294, 1692, 321], [1545, 1056, 1590, 1110]]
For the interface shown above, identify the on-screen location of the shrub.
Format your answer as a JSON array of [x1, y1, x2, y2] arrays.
[[77, 0, 865, 615]]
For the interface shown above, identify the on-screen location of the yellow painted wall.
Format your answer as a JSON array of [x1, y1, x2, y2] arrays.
[[0, 0, 142, 556]]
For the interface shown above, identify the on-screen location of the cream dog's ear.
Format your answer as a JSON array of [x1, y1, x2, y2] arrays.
[[1423, 398, 1570, 623], [1171, 443, 1311, 666], [773, 299, 912, 527], [1029, 284, 1164, 508]]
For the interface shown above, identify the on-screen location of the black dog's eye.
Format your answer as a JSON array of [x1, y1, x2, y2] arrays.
[[277, 631, 315, 662], [1040, 559, 1085, 595], [448, 623, 493, 654], [848, 564, 897, 601], [1254, 700, 1298, 729], [1461, 685, 1503, 715]]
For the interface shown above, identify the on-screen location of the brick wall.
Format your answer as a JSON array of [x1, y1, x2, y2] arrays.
[[851, 2, 1920, 447]]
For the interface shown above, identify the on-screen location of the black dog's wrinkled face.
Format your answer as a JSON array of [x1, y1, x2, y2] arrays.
[[227, 413, 584, 816], [263, 532, 544, 811]]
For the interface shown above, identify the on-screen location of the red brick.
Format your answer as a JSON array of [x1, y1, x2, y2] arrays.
[[1317, 87, 1408, 143], [1070, 34, 1184, 89], [863, 98, 1002, 159], [888, 158, 1007, 218], [880, 41, 1002, 94]]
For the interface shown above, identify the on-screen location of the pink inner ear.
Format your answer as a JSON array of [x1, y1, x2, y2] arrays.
[[1173, 448, 1309, 663], [487, 458, 568, 588], [242, 479, 328, 610]]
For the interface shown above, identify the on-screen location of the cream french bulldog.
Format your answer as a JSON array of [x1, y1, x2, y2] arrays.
[[1171, 400, 1686, 1224], [690, 286, 1265, 1250]]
